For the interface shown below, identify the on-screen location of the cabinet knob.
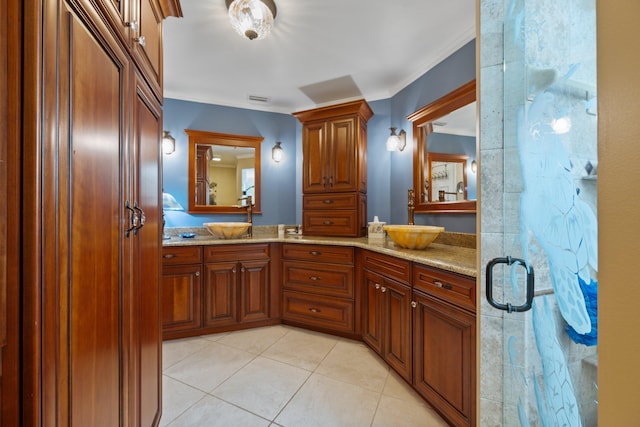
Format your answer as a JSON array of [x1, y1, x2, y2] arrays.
[[134, 36, 146, 47], [241, 267, 246, 272], [163, 253, 176, 259], [195, 271, 200, 277], [411, 301, 417, 308], [126, 21, 139, 31], [232, 267, 237, 273], [310, 276, 320, 281], [381, 286, 387, 293], [375, 283, 380, 290], [310, 251, 322, 256], [322, 199, 334, 204], [309, 308, 321, 313], [322, 221, 333, 225]]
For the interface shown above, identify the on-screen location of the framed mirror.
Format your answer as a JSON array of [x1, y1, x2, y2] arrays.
[[408, 80, 477, 213], [186, 129, 263, 214]]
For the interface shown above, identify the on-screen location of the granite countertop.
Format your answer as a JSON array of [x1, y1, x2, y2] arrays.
[[163, 226, 477, 278]]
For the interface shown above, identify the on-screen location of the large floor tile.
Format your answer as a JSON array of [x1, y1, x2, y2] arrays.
[[162, 336, 211, 370], [274, 373, 379, 427], [316, 339, 390, 392], [160, 375, 206, 427], [215, 325, 290, 354], [164, 341, 255, 393], [371, 394, 450, 427], [261, 328, 338, 371], [382, 369, 429, 406], [166, 395, 270, 427], [212, 356, 311, 420]]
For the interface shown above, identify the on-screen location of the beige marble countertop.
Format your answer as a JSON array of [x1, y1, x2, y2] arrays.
[[163, 226, 478, 278]]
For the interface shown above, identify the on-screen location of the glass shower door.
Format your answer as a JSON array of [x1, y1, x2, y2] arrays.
[[487, 0, 598, 425]]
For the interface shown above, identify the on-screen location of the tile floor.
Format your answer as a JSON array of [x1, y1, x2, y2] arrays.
[[161, 325, 449, 427]]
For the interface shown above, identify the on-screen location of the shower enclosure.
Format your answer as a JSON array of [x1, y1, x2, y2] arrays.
[[480, 0, 597, 425]]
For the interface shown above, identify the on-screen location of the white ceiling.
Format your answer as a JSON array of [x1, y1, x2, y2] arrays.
[[163, 0, 476, 114]]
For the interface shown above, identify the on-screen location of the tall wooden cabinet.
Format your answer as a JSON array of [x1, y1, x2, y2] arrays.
[[21, 0, 181, 425], [293, 100, 373, 237]]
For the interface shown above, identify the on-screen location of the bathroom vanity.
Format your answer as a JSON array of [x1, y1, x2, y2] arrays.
[[162, 230, 476, 426]]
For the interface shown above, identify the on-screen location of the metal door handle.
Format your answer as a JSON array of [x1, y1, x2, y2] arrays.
[[486, 256, 535, 313]]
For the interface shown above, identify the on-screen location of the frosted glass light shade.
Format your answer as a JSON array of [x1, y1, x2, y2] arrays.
[[227, 0, 276, 41]]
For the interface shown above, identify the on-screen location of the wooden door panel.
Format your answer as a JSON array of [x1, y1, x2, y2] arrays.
[[66, 14, 126, 426], [238, 259, 270, 323], [162, 264, 202, 332], [413, 291, 475, 427], [203, 262, 237, 326], [132, 74, 162, 427], [302, 122, 326, 193], [362, 270, 383, 355], [328, 117, 356, 191], [384, 280, 412, 381]]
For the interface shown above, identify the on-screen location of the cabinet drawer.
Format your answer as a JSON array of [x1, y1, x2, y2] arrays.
[[282, 243, 354, 265], [282, 290, 354, 333], [362, 250, 411, 284], [302, 210, 359, 237], [413, 264, 476, 313], [282, 261, 354, 298], [204, 243, 269, 262], [303, 193, 358, 210], [162, 246, 202, 265]]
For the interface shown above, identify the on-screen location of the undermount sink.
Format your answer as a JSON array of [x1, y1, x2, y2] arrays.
[[383, 225, 445, 249], [204, 222, 251, 239]]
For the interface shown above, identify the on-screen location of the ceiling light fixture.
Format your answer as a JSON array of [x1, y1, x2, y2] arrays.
[[386, 127, 407, 152], [225, 0, 277, 41], [272, 141, 283, 162], [162, 131, 176, 155], [211, 154, 222, 162]]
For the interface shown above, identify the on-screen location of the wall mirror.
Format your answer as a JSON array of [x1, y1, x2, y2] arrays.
[[408, 80, 477, 213], [186, 129, 263, 214]]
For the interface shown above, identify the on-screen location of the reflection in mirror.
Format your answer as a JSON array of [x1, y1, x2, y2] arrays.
[[186, 129, 263, 214], [408, 80, 477, 213]]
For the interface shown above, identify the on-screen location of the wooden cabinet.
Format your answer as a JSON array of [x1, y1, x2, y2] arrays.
[[25, 0, 180, 424], [362, 251, 413, 381], [91, 0, 179, 101], [294, 100, 373, 237], [203, 244, 271, 327], [161, 243, 278, 339], [281, 243, 357, 335], [162, 246, 202, 336], [412, 263, 476, 427]]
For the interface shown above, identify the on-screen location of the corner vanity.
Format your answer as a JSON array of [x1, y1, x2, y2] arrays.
[[162, 230, 476, 427]]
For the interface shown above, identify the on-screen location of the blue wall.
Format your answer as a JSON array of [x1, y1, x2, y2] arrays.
[[163, 39, 476, 232]]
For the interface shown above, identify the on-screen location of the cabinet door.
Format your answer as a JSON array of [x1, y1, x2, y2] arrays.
[[41, 6, 129, 424], [302, 121, 327, 193], [162, 264, 202, 333], [238, 259, 270, 323], [130, 72, 163, 427], [362, 270, 383, 355], [383, 279, 412, 382], [131, 0, 163, 100], [328, 116, 357, 192], [413, 291, 475, 427], [203, 262, 238, 327]]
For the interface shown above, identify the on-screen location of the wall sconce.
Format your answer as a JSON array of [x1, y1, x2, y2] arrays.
[[386, 127, 406, 152], [471, 160, 477, 174], [272, 141, 283, 162], [162, 131, 176, 155], [226, 0, 277, 41]]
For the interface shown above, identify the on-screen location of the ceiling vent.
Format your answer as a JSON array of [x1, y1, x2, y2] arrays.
[[248, 94, 271, 104]]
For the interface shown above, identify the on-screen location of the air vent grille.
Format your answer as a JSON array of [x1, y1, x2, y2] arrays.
[[248, 95, 270, 103]]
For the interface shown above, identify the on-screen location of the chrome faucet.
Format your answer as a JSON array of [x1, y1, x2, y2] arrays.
[[407, 189, 415, 225], [238, 195, 253, 237]]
